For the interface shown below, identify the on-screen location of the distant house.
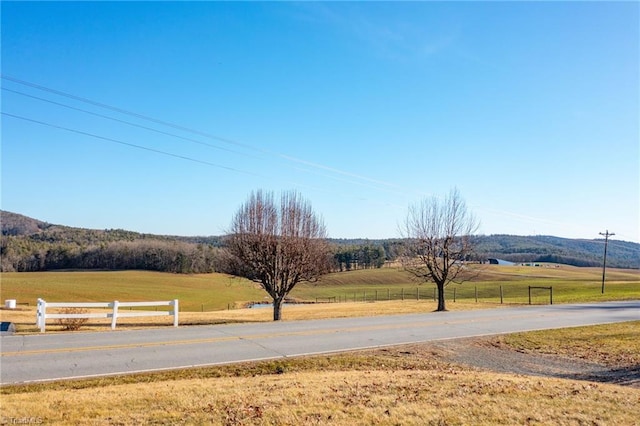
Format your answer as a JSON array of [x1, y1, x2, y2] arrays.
[[488, 258, 515, 265]]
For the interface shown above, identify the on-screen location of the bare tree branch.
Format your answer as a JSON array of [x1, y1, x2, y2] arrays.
[[225, 190, 331, 320], [401, 188, 479, 311]]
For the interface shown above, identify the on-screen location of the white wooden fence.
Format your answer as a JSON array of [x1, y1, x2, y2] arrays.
[[36, 298, 179, 332]]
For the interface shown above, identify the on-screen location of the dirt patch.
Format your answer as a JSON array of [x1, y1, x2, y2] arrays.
[[420, 336, 640, 388]]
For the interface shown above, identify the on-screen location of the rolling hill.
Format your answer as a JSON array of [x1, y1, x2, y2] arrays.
[[1, 210, 638, 271]]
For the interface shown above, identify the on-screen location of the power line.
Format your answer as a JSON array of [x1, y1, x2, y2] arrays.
[[3, 109, 417, 219], [1, 112, 263, 178], [2, 111, 388, 201], [2, 87, 256, 159], [2, 74, 253, 150], [0, 74, 406, 195], [4, 75, 635, 241], [3, 86, 413, 198], [1, 74, 408, 195]]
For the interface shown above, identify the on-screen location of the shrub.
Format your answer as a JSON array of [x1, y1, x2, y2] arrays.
[[55, 307, 89, 331]]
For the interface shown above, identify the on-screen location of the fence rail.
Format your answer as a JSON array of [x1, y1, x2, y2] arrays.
[[36, 299, 179, 332]]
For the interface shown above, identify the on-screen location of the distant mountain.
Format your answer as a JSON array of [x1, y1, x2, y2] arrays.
[[329, 235, 639, 269], [1, 211, 638, 271], [0, 210, 224, 245], [472, 234, 639, 269]]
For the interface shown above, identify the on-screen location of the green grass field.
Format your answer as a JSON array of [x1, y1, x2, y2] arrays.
[[0, 271, 263, 312], [295, 264, 639, 304], [1, 264, 638, 313]]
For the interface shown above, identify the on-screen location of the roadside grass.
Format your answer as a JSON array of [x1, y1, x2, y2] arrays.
[[498, 321, 640, 368], [2, 322, 639, 425], [3, 369, 638, 425]]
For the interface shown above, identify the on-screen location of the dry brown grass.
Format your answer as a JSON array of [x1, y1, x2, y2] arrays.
[[0, 300, 502, 333], [200, 300, 500, 322], [2, 344, 639, 425], [498, 321, 640, 368]]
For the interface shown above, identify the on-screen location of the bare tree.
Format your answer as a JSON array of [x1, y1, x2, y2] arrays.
[[225, 190, 331, 321], [401, 188, 479, 311]]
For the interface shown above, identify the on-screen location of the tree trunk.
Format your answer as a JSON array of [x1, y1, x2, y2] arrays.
[[273, 296, 284, 321], [436, 283, 447, 311]]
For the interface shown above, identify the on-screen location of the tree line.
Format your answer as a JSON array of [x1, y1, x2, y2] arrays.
[[0, 236, 221, 273], [0, 211, 400, 273], [0, 234, 399, 274], [2, 211, 637, 274]]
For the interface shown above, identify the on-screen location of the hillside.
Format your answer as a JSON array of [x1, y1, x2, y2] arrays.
[[330, 235, 639, 269], [1, 210, 638, 271], [473, 234, 639, 268], [0, 211, 221, 273]]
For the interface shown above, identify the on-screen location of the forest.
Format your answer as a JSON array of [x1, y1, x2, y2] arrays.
[[1, 211, 638, 273]]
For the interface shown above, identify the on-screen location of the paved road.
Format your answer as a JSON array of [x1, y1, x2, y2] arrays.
[[1, 301, 638, 385]]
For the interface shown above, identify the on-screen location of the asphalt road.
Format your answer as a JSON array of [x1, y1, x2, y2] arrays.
[[1, 301, 638, 385]]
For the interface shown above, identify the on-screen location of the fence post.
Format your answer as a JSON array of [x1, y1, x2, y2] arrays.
[[550, 287, 553, 305], [388, 288, 391, 301], [416, 287, 419, 301], [111, 300, 120, 330], [173, 299, 179, 327], [453, 288, 456, 302], [528, 287, 531, 305], [401, 288, 404, 301], [36, 298, 41, 329], [37, 298, 46, 333], [500, 285, 503, 304], [475, 286, 478, 303], [375, 290, 378, 301]]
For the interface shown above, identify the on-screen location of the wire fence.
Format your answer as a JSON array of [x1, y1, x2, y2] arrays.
[[182, 285, 559, 312], [304, 285, 555, 306]]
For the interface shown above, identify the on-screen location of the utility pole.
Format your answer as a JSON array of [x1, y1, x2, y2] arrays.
[[599, 230, 615, 294]]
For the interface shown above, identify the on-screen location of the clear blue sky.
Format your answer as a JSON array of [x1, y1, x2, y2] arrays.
[[2, 2, 638, 242]]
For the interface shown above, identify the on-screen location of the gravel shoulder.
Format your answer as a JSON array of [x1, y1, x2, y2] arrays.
[[425, 336, 640, 388]]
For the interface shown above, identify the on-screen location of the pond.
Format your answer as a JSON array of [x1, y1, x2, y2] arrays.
[[248, 303, 297, 309]]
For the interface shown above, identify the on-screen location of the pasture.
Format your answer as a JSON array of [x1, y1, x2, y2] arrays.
[[301, 264, 640, 304], [1, 264, 637, 332], [1, 264, 638, 312]]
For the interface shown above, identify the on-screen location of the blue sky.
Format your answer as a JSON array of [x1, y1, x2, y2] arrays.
[[2, 2, 638, 242]]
